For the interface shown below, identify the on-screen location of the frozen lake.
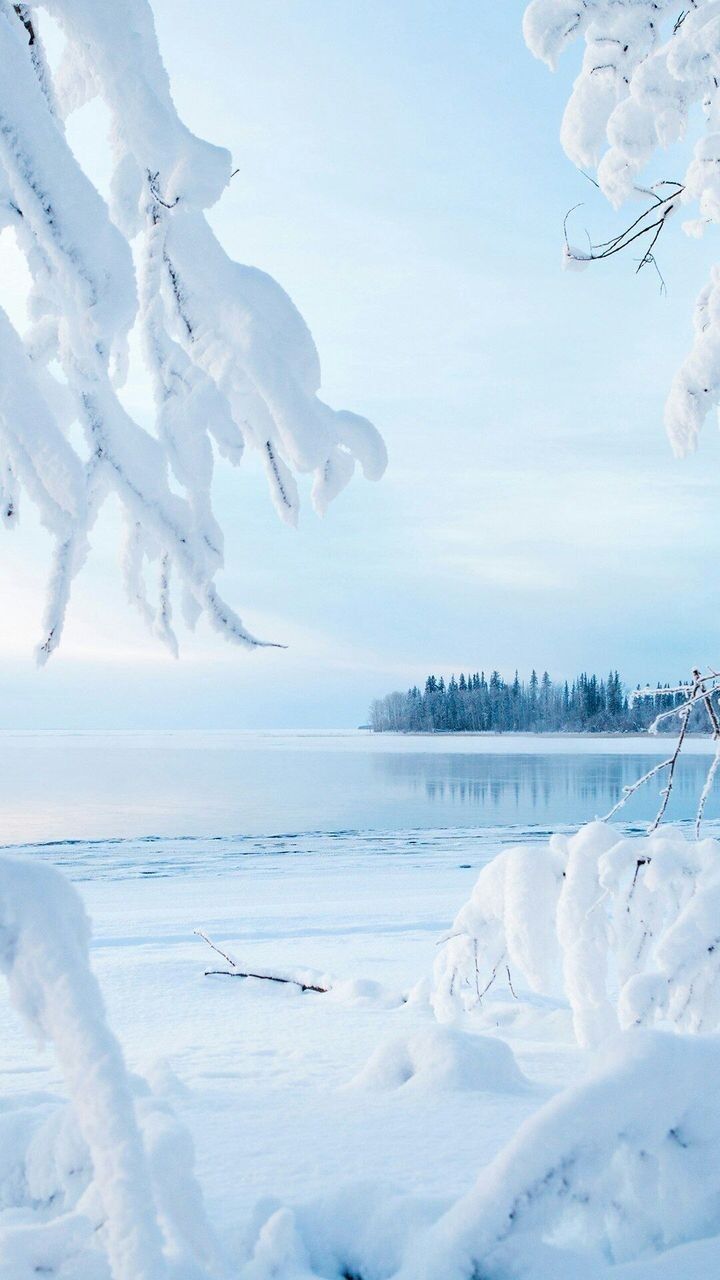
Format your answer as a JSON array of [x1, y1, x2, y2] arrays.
[[0, 730, 717, 868]]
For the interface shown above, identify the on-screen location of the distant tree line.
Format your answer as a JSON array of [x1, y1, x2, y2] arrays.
[[369, 671, 692, 734]]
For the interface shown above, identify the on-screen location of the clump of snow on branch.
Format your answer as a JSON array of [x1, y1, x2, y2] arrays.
[[0, 0, 386, 661], [523, 0, 720, 457], [0, 855, 220, 1278], [433, 821, 720, 1047]]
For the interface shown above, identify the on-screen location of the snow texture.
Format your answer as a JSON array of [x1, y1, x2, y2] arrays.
[[0, 0, 386, 660], [523, 0, 720, 457]]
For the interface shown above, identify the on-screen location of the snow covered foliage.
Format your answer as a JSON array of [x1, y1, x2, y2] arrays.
[[433, 821, 720, 1047], [0, 855, 219, 1279], [523, 0, 720, 457], [0, 0, 386, 660]]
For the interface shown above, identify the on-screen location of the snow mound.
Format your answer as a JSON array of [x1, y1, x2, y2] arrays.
[[241, 1182, 447, 1280], [327, 976, 406, 1008], [433, 822, 720, 1047], [347, 1025, 528, 1094]]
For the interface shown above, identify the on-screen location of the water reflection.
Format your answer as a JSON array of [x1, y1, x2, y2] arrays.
[[374, 752, 720, 826]]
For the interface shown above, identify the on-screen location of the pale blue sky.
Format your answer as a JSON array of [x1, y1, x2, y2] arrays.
[[0, 1, 718, 728]]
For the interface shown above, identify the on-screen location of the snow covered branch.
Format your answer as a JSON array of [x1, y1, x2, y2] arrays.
[[524, 0, 720, 455], [194, 928, 330, 992], [0, 856, 223, 1279], [0, 0, 386, 660]]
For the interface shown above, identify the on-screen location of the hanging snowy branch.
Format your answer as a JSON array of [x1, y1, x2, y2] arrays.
[[523, 0, 720, 456], [0, 0, 386, 661]]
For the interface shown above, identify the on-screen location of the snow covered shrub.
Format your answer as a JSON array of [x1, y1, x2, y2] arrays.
[[0, 855, 218, 1279], [433, 822, 720, 1047], [394, 1029, 720, 1280], [432, 833, 568, 1023], [0, 0, 386, 660], [524, 0, 720, 458]]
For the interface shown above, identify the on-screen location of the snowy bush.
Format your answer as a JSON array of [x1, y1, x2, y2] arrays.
[[0, 0, 386, 660], [433, 821, 720, 1047], [524, 0, 720, 458]]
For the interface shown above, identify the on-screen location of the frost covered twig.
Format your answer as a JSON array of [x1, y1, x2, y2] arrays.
[[603, 667, 720, 833], [193, 929, 329, 993]]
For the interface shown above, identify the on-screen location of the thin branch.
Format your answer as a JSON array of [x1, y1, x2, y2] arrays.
[[694, 671, 720, 835], [194, 929, 328, 993], [603, 668, 704, 831], [563, 185, 684, 284], [203, 969, 328, 992], [696, 747, 720, 837]]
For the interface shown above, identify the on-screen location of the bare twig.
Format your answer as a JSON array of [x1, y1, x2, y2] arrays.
[[695, 670, 720, 836], [696, 747, 720, 838], [194, 929, 328, 993], [563, 184, 684, 287], [478, 962, 500, 1000], [603, 668, 705, 831]]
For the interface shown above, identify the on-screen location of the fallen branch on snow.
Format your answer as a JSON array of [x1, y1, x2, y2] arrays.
[[193, 929, 329, 993]]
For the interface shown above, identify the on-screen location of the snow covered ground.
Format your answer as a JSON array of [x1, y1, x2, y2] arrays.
[[0, 833, 568, 1241], [2, 735, 720, 1277]]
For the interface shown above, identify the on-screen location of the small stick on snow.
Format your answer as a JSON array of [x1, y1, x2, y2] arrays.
[[194, 930, 328, 993]]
